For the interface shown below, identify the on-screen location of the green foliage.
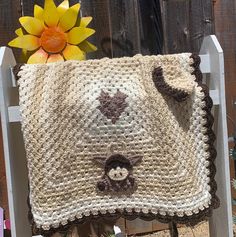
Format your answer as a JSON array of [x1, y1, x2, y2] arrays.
[[232, 148, 236, 160], [231, 179, 236, 191], [233, 198, 236, 206], [233, 215, 236, 224]]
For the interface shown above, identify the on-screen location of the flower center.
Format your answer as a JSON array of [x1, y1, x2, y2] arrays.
[[40, 27, 67, 53]]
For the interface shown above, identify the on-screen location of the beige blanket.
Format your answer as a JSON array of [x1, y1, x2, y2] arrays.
[[16, 53, 219, 236]]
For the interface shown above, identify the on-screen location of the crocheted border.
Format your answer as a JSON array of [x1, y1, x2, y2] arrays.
[[152, 67, 189, 102], [14, 54, 219, 237], [13, 63, 24, 81]]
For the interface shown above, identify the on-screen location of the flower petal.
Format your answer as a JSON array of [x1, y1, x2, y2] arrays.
[[79, 17, 92, 28], [14, 28, 28, 55], [19, 17, 44, 36], [58, 3, 80, 32], [15, 28, 24, 36], [44, 0, 59, 27], [68, 27, 95, 45], [34, 5, 44, 21], [63, 45, 85, 60], [78, 40, 97, 53], [8, 35, 40, 51], [27, 48, 48, 64], [47, 54, 64, 63], [57, 0, 69, 17]]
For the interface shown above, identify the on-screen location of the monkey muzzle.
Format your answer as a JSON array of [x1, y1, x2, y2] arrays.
[[108, 166, 129, 181]]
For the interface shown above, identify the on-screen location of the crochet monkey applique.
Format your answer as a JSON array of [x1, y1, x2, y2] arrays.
[[93, 153, 142, 192]]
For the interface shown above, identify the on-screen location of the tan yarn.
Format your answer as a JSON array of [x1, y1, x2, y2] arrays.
[[17, 53, 217, 235]]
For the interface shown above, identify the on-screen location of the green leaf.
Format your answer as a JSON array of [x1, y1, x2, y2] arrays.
[[232, 198, 236, 205]]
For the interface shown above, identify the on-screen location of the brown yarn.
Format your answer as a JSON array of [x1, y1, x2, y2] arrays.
[[152, 67, 189, 102], [97, 89, 128, 124], [190, 54, 220, 211], [13, 63, 24, 81]]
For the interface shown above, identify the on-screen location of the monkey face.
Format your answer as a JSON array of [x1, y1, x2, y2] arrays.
[[94, 153, 143, 192], [108, 166, 129, 181]]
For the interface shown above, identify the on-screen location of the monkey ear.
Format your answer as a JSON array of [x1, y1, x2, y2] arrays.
[[93, 156, 107, 165], [130, 156, 143, 165]]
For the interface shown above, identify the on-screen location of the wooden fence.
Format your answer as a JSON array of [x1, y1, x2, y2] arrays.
[[0, 0, 213, 59], [0, 0, 221, 235]]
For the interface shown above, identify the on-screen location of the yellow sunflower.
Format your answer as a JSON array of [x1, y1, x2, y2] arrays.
[[8, 0, 97, 64]]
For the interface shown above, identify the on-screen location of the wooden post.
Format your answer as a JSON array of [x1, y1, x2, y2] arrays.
[[0, 47, 32, 237], [200, 35, 233, 237]]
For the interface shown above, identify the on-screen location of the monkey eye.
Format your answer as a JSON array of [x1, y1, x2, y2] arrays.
[[118, 163, 125, 168], [111, 163, 118, 168], [110, 162, 122, 168]]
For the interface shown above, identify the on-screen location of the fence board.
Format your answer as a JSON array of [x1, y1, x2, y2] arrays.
[[139, 0, 163, 55], [161, 0, 191, 53], [109, 0, 141, 57], [0, 0, 21, 58], [160, 0, 214, 53], [190, 0, 214, 52], [81, 0, 163, 58], [81, 0, 112, 59], [21, 0, 79, 17]]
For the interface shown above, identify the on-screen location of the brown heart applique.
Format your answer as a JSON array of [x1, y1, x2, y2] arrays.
[[97, 89, 128, 124]]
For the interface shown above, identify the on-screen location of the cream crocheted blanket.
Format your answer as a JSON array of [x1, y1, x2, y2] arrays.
[[16, 53, 219, 236]]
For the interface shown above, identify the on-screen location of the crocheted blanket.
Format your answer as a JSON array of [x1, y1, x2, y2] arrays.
[[16, 53, 219, 236]]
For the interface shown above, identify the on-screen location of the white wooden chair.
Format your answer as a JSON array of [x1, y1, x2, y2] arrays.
[[0, 35, 233, 237]]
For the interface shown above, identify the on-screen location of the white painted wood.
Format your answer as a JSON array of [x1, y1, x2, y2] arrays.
[[10, 68, 16, 88], [200, 35, 233, 237], [0, 47, 32, 237], [8, 106, 21, 123], [200, 54, 211, 73], [0, 36, 232, 237], [209, 89, 220, 106]]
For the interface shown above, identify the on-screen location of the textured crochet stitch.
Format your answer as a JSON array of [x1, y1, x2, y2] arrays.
[[16, 53, 219, 236]]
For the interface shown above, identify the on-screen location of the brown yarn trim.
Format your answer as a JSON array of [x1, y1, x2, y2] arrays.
[[152, 67, 189, 102], [190, 53, 220, 210], [28, 54, 219, 237], [190, 54, 203, 83], [13, 64, 24, 81]]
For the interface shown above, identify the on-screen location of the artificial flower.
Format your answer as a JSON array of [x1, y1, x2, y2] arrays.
[[8, 0, 97, 64]]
